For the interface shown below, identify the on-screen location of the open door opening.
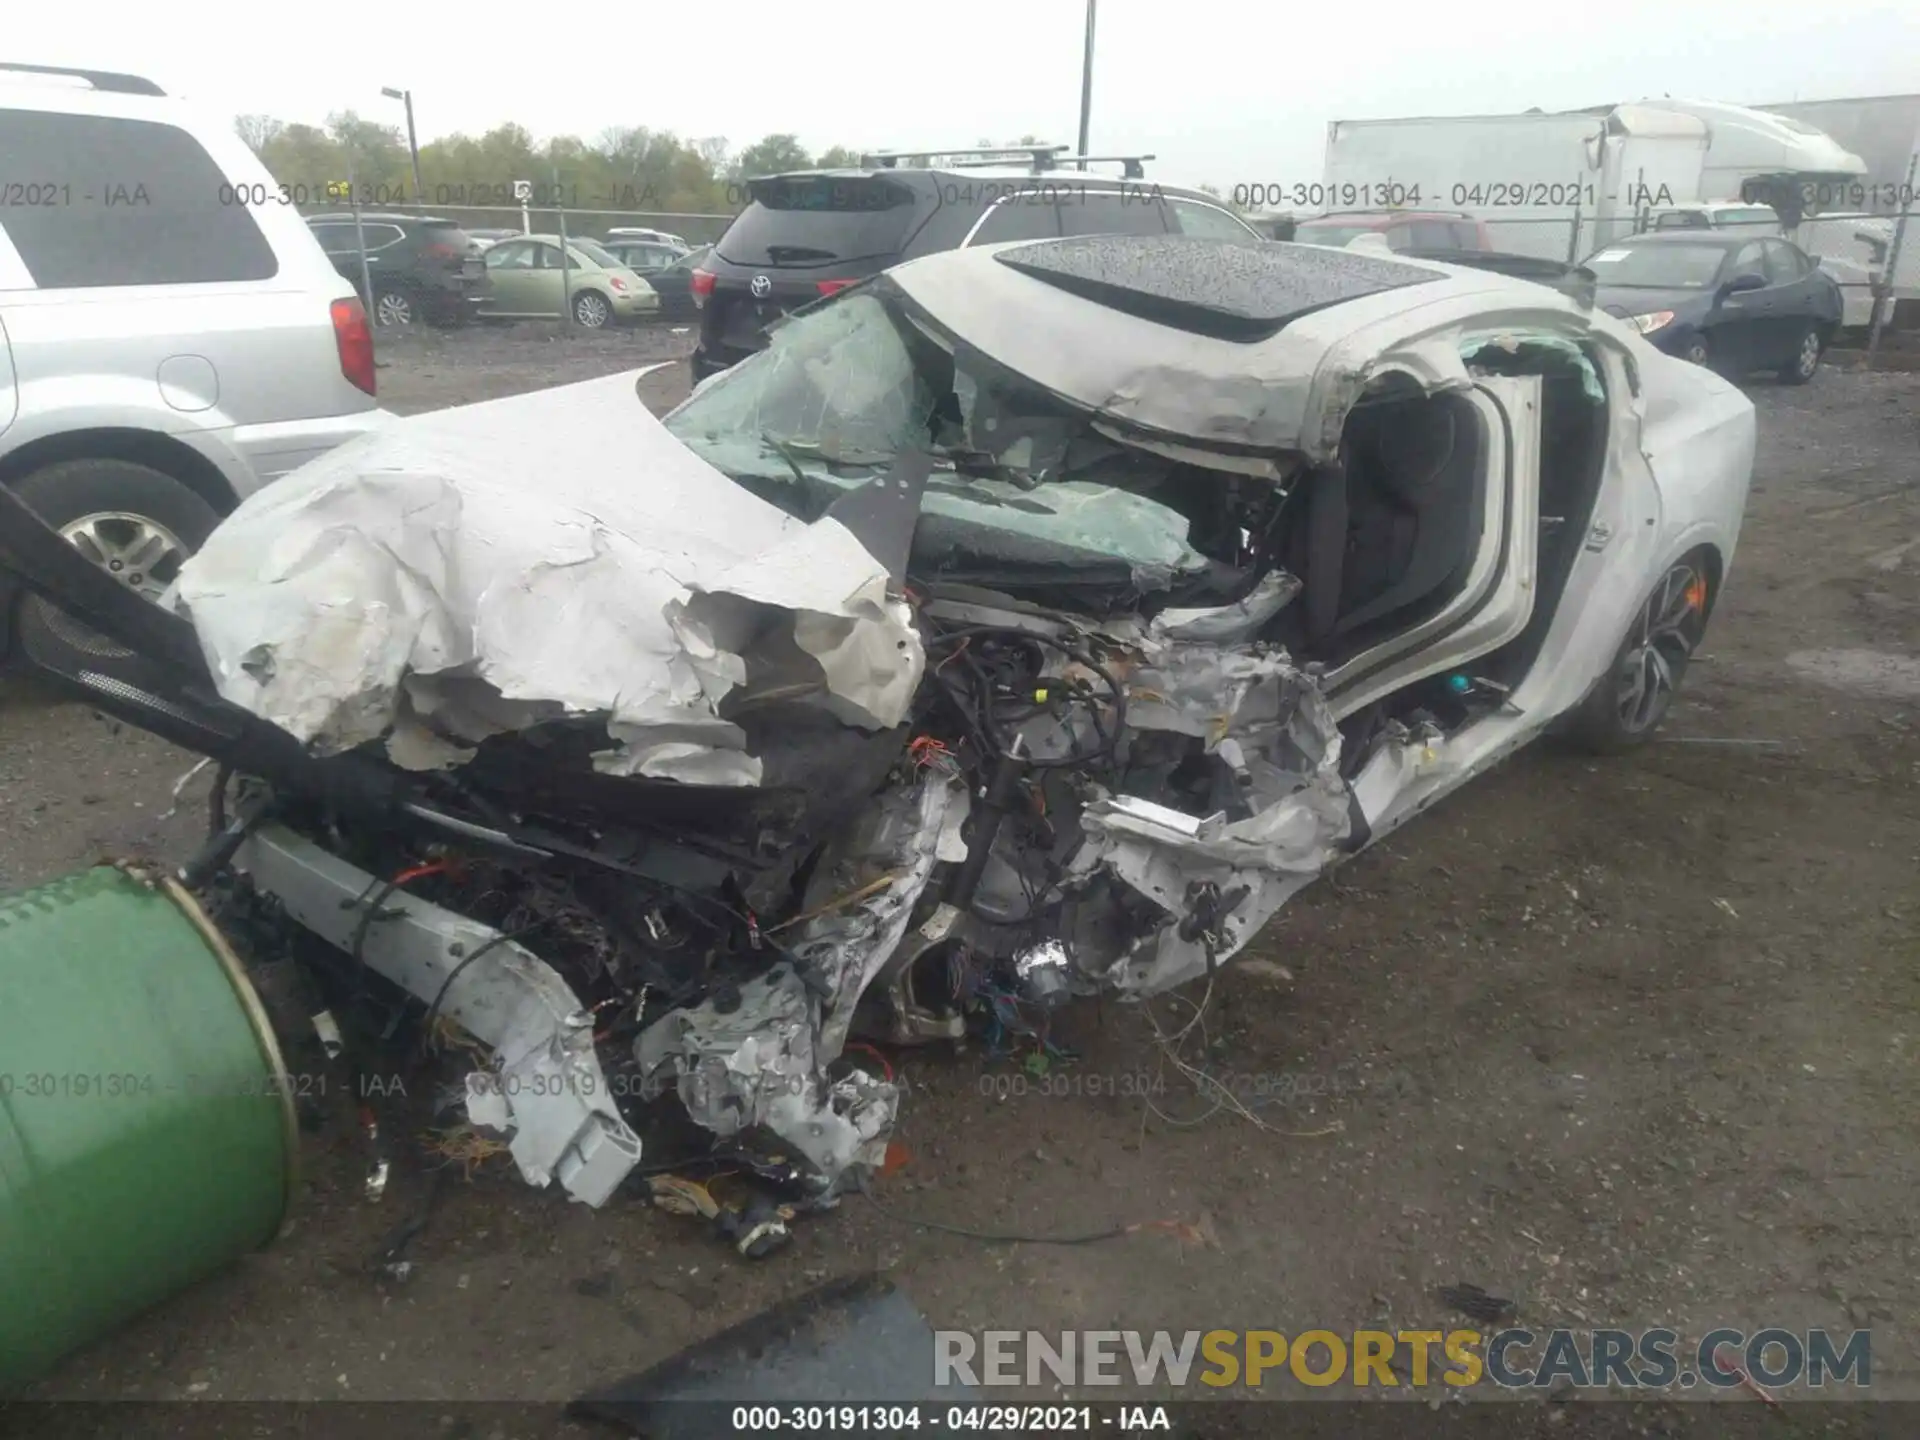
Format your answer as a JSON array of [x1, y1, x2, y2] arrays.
[[1263, 370, 1543, 725]]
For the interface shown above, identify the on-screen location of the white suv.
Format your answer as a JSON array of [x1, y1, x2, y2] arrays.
[[0, 63, 387, 664]]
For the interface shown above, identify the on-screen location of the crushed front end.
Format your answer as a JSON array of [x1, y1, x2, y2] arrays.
[[6, 277, 1359, 1207]]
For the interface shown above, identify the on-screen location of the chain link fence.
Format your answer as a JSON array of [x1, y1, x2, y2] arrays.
[[313, 166, 741, 331]]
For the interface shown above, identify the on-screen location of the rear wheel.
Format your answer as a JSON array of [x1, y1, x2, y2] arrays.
[[573, 291, 612, 329], [1779, 323, 1822, 385], [1564, 556, 1712, 754], [9, 458, 221, 667], [373, 288, 415, 327], [1679, 333, 1711, 367]]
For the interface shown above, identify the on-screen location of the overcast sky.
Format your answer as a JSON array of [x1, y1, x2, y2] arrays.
[[10, 0, 1916, 185]]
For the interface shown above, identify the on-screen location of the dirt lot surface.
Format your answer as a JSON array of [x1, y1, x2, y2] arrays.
[[4, 323, 1917, 1429]]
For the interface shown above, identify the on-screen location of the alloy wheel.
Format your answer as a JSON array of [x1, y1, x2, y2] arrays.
[[1795, 329, 1821, 379], [1615, 562, 1708, 734], [58, 511, 190, 601], [1683, 338, 1710, 366], [575, 292, 610, 329], [375, 291, 414, 327]]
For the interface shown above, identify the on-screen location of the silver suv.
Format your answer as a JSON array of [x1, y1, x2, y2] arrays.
[[0, 63, 387, 665]]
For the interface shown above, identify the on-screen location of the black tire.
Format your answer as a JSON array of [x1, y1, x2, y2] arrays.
[[1778, 322, 1823, 385], [1679, 333, 1711, 367], [1562, 555, 1713, 755], [9, 458, 221, 666], [573, 290, 613, 329]]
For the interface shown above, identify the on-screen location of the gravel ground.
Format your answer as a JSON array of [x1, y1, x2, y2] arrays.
[[3, 324, 1917, 1425]]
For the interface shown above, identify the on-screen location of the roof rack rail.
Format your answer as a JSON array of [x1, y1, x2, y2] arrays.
[[861, 144, 1071, 169], [0, 62, 164, 96], [859, 145, 1154, 178], [1057, 153, 1157, 179]]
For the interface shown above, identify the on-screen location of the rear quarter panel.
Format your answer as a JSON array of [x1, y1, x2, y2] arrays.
[[1503, 325, 1754, 726]]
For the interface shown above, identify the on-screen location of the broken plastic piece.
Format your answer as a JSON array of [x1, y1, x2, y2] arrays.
[[239, 824, 643, 1207], [1012, 939, 1073, 1008]]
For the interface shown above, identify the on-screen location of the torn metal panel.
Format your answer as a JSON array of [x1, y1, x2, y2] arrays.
[[629, 775, 959, 1189], [1066, 639, 1353, 994], [176, 372, 923, 783], [633, 967, 898, 1189], [237, 824, 642, 1206], [1147, 572, 1305, 646]]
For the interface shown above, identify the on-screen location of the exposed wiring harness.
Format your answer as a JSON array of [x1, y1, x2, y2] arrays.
[[922, 624, 1127, 772]]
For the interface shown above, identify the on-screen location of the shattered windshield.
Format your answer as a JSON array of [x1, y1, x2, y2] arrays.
[[664, 288, 1210, 589]]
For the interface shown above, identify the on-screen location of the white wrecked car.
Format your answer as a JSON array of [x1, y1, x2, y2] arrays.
[[0, 235, 1756, 1205]]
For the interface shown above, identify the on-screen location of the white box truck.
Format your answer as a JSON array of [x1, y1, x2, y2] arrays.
[[1758, 94, 1920, 325], [1321, 99, 1868, 262]]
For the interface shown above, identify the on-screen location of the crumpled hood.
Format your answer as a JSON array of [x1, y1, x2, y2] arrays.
[[174, 368, 922, 784]]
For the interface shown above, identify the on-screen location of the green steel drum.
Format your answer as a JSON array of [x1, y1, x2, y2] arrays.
[[0, 865, 297, 1392]]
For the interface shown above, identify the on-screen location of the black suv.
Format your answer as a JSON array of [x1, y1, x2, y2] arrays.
[[307, 212, 488, 328], [690, 149, 1266, 381]]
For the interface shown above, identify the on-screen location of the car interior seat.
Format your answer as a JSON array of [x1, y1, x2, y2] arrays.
[[1335, 395, 1485, 640], [1287, 392, 1487, 660]]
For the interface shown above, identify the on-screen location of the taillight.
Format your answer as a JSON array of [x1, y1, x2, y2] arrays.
[[690, 268, 715, 308], [422, 242, 460, 260], [815, 278, 857, 297], [331, 296, 376, 396], [608, 276, 629, 292]]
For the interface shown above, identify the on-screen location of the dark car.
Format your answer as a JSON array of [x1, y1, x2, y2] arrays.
[[306, 212, 488, 329], [1581, 231, 1841, 383], [608, 242, 707, 320], [1294, 210, 1494, 253], [690, 150, 1265, 381]]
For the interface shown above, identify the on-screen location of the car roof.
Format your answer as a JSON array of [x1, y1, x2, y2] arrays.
[[986, 233, 1438, 341], [881, 235, 1582, 458], [748, 166, 1221, 201]]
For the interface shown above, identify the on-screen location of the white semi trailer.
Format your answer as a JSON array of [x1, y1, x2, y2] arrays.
[[1321, 99, 1868, 262]]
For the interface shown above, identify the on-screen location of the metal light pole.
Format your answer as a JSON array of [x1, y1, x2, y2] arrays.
[[1075, 0, 1096, 169], [381, 86, 425, 204]]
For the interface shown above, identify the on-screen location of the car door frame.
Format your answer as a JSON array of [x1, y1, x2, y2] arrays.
[[1052, 183, 1174, 240], [352, 222, 408, 295], [480, 238, 540, 315], [1317, 373, 1543, 721], [1756, 239, 1822, 364], [1705, 239, 1773, 373], [959, 189, 1065, 247]]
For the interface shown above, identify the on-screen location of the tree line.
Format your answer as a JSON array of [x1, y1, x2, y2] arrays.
[[233, 116, 1066, 219]]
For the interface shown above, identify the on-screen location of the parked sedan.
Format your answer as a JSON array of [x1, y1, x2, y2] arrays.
[[478, 235, 659, 327], [1582, 232, 1841, 382], [607, 242, 708, 319]]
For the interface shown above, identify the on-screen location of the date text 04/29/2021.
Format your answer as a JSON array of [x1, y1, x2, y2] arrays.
[[727, 1404, 1171, 1432], [1228, 180, 1604, 210]]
